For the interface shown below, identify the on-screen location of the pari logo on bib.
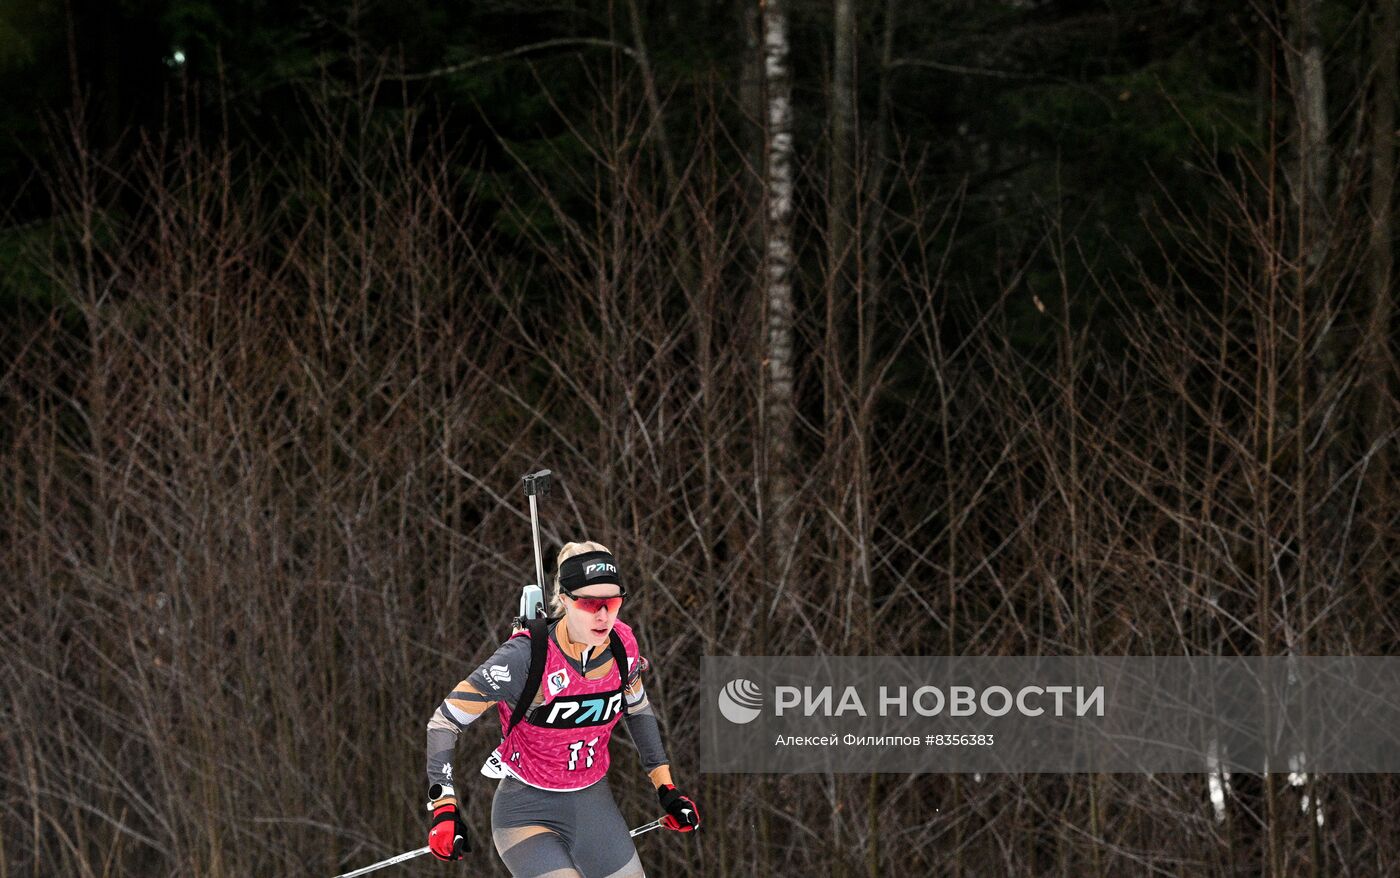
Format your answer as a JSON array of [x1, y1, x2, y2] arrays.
[[536, 691, 625, 728]]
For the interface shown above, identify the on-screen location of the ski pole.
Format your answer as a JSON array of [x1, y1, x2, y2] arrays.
[[628, 817, 666, 837], [331, 817, 667, 877], [331, 845, 430, 878]]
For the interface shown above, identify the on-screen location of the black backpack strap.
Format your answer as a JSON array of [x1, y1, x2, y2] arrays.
[[608, 630, 631, 722], [505, 617, 552, 739]]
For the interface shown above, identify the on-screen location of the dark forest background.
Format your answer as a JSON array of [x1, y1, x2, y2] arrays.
[[2, 0, 1398, 875]]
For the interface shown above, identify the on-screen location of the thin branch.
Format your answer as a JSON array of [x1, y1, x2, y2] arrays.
[[390, 38, 637, 82]]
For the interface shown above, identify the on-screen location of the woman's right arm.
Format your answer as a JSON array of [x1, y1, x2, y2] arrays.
[[425, 636, 532, 807]]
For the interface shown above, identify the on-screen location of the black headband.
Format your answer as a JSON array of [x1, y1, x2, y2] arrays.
[[558, 550, 625, 594]]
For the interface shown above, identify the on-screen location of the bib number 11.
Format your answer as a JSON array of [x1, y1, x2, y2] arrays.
[[567, 737, 600, 770]]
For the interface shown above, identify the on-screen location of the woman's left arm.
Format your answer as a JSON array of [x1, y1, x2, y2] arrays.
[[621, 671, 673, 789], [621, 663, 700, 831]]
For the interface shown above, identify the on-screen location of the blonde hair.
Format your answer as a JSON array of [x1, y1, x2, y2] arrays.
[[551, 540, 613, 616]]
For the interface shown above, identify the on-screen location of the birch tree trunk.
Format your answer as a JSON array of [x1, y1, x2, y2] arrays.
[[1287, 0, 1335, 661], [1291, 0, 1330, 229], [762, 0, 798, 567], [826, 0, 855, 430], [1279, 2, 1332, 873]]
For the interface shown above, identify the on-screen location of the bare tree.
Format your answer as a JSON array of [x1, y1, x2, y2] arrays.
[[761, 0, 798, 575]]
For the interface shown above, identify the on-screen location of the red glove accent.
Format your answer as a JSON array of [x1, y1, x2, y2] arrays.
[[429, 804, 465, 860], [657, 784, 700, 832]]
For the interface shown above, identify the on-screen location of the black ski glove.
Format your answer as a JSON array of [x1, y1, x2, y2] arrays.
[[657, 784, 701, 832]]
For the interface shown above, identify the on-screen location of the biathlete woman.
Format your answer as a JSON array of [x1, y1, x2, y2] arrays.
[[424, 541, 700, 877]]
